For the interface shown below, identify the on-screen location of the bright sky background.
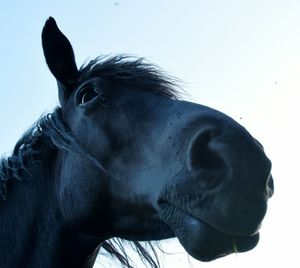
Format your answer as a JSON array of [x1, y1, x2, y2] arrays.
[[0, 0, 299, 267]]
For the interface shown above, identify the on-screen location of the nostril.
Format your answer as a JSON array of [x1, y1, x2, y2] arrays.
[[187, 127, 225, 175], [267, 174, 274, 198]]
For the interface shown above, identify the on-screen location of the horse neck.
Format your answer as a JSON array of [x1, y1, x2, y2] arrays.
[[0, 149, 101, 268]]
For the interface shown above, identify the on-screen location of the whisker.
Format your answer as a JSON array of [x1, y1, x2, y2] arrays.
[[232, 239, 238, 254]]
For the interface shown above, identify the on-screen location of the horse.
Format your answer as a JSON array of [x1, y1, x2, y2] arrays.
[[0, 17, 274, 268]]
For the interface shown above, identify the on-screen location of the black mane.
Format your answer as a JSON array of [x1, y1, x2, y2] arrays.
[[79, 55, 184, 99], [0, 108, 60, 201]]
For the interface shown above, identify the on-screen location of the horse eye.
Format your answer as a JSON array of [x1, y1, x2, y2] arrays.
[[78, 86, 99, 105]]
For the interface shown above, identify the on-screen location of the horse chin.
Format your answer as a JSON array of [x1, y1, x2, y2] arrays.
[[158, 204, 259, 262]]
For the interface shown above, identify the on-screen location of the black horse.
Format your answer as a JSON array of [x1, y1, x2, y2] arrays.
[[0, 17, 274, 268]]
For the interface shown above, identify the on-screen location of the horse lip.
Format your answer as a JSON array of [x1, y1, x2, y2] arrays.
[[157, 201, 260, 261], [157, 201, 258, 238]]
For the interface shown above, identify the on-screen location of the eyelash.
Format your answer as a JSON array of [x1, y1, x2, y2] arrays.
[[78, 85, 99, 106], [76, 82, 110, 109]]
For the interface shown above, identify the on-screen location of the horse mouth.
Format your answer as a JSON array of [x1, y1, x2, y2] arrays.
[[158, 203, 259, 262]]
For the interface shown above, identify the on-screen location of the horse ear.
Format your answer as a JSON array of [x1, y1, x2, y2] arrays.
[[42, 17, 79, 102]]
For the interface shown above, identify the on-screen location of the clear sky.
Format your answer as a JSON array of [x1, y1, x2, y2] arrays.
[[0, 0, 299, 267]]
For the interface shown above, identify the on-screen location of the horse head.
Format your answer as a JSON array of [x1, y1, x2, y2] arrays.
[[41, 17, 273, 262]]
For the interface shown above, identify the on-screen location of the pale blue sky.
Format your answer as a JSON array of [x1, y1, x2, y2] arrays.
[[1, 1, 299, 267]]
